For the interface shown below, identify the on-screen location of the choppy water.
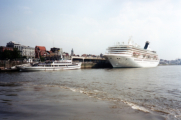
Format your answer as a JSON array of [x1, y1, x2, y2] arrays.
[[0, 66, 181, 120]]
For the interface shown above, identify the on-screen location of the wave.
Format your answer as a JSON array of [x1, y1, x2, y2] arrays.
[[33, 84, 150, 113], [31, 83, 181, 120], [0, 82, 22, 87]]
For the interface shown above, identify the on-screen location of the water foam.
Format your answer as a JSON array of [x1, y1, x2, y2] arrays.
[[33, 84, 181, 117], [70, 88, 76, 92], [128, 102, 150, 113], [58, 85, 150, 113], [93, 90, 100, 92]]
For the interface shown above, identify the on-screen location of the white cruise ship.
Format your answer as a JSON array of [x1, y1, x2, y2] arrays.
[[104, 39, 159, 68]]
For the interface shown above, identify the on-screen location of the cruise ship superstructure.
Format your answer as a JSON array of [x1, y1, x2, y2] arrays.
[[104, 39, 159, 68]]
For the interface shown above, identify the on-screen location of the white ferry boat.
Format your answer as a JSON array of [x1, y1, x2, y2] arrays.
[[104, 38, 159, 68], [18, 60, 82, 71]]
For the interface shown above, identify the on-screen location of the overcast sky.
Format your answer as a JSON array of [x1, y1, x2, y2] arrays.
[[0, 0, 181, 60]]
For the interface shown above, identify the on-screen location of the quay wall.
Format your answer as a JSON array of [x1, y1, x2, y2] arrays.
[[0, 59, 113, 70], [0, 60, 27, 70], [81, 61, 112, 69], [72, 56, 112, 68]]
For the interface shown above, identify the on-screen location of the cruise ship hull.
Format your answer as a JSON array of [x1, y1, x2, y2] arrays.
[[104, 55, 159, 68]]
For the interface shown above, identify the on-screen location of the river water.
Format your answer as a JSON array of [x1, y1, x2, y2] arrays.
[[0, 66, 181, 120]]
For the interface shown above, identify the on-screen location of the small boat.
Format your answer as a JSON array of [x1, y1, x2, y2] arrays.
[[17, 60, 82, 71]]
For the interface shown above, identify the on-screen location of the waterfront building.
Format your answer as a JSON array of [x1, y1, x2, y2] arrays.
[[0, 46, 14, 52], [159, 59, 181, 65], [81, 54, 97, 57], [6, 41, 20, 48], [21, 46, 35, 58], [81, 54, 87, 57], [35, 46, 47, 58], [6, 41, 35, 58], [50, 47, 63, 56], [6, 41, 22, 52], [51, 47, 62, 53], [62, 52, 70, 60], [46, 47, 62, 60]]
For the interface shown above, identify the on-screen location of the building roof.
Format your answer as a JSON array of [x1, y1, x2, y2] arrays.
[[9, 41, 16, 43], [0, 46, 13, 48], [36, 46, 46, 51]]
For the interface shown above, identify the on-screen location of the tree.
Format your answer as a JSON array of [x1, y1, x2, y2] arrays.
[[2, 50, 11, 59], [40, 55, 45, 62], [0, 48, 21, 60], [12, 48, 21, 59]]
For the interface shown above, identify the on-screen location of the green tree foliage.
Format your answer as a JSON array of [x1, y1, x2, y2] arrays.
[[12, 48, 21, 58], [0, 48, 21, 60], [40, 55, 45, 61]]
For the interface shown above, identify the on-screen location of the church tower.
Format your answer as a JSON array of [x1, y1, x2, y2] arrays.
[[71, 48, 74, 56]]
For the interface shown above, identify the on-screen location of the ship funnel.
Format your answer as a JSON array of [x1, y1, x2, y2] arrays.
[[144, 41, 150, 49]]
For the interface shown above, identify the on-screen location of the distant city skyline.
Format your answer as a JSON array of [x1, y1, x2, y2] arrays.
[[1, 0, 181, 60]]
